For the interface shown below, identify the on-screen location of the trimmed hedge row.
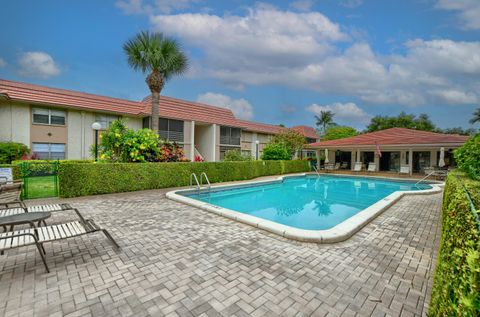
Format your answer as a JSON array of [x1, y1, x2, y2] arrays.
[[58, 160, 309, 198], [11, 159, 93, 165], [430, 171, 480, 316]]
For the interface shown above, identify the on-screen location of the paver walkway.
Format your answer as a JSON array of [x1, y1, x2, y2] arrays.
[[0, 187, 442, 317]]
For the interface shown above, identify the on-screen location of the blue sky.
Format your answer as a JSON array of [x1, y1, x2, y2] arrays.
[[0, 0, 479, 130]]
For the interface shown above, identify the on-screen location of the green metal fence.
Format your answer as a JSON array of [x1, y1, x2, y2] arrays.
[[20, 161, 59, 199]]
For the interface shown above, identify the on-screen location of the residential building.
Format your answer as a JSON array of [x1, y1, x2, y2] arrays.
[[0, 79, 319, 161], [306, 127, 468, 174]]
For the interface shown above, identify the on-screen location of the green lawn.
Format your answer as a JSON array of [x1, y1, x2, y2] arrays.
[[23, 175, 58, 199]]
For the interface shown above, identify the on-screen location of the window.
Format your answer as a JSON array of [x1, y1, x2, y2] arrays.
[[32, 108, 66, 125], [159, 118, 184, 142], [220, 127, 241, 145], [32, 143, 66, 160], [95, 114, 119, 129]]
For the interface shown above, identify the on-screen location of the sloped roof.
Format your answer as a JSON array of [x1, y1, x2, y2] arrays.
[[0, 78, 319, 137], [292, 125, 319, 139], [0, 79, 144, 115], [308, 127, 469, 148], [142, 95, 238, 126], [236, 119, 287, 134]]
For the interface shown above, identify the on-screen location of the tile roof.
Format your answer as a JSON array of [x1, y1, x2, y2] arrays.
[[308, 127, 469, 148], [236, 119, 287, 135], [0, 79, 144, 115], [292, 125, 319, 139], [142, 95, 238, 126], [0, 78, 318, 137]]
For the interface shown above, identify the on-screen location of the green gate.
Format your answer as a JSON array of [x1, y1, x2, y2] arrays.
[[20, 161, 59, 199]]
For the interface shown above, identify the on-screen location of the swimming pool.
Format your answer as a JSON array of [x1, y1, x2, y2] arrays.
[[167, 174, 441, 243]]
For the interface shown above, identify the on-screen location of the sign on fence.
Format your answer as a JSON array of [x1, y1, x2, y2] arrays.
[[0, 167, 13, 184]]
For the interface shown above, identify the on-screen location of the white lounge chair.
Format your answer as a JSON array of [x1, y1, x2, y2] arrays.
[[353, 162, 362, 172], [334, 163, 341, 170], [367, 162, 376, 173], [399, 166, 410, 175]]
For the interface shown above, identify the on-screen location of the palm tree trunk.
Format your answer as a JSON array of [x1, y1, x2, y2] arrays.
[[151, 92, 160, 132], [146, 69, 165, 133]]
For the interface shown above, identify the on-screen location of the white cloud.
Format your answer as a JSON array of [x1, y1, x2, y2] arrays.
[[116, 0, 198, 15], [306, 102, 372, 126], [290, 0, 314, 12], [197, 92, 254, 120], [149, 6, 480, 107], [340, 0, 363, 8], [0, 58, 6, 68], [17, 52, 60, 79], [436, 0, 480, 30]]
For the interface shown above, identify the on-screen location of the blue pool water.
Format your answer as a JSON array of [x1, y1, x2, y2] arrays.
[[184, 176, 431, 230]]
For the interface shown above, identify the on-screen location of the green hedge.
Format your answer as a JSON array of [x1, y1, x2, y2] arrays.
[[430, 171, 480, 316], [58, 160, 309, 198]]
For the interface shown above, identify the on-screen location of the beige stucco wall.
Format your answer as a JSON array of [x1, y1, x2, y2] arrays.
[[194, 124, 216, 162], [0, 101, 30, 147], [124, 117, 142, 130], [182, 120, 193, 161]]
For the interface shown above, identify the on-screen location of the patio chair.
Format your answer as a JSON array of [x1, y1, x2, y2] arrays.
[[324, 163, 335, 172], [0, 182, 25, 209], [367, 162, 376, 173], [353, 162, 362, 172], [0, 218, 119, 272], [399, 166, 410, 175], [334, 163, 341, 170], [0, 203, 76, 219], [340, 162, 348, 169]]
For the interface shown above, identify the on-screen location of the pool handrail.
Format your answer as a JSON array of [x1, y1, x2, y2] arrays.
[[189, 173, 201, 193], [200, 172, 211, 191]]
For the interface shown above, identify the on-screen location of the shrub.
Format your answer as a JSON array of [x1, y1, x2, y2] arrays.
[[58, 160, 309, 197], [455, 134, 480, 180], [158, 141, 188, 162], [0, 142, 29, 164], [429, 171, 480, 316], [96, 119, 186, 162], [224, 149, 253, 161], [261, 143, 291, 160], [271, 129, 306, 157]]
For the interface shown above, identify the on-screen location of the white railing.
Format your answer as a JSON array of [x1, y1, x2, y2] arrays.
[[200, 172, 211, 191], [190, 173, 201, 193], [415, 170, 436, 187]]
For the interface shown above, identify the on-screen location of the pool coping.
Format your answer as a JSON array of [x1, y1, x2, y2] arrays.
[[166, 173, 443, 243]]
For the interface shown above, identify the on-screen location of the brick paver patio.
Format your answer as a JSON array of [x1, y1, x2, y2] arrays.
[[0, 186, 442, 317]]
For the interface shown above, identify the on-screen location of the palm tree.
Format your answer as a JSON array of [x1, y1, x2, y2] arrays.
[[470, 107, 480, 124], [123, 31, 188, 133], [315, 110, 335, 135]]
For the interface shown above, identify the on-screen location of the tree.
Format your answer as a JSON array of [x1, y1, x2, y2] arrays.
[[455, 134, 480, 180], [323, 126, 358, 141], [123, 31, 188, 133], [261, 143, 291, 160], [271, 129, 305, 158], [366, 112, 437, 132], [0, 142, 29, 164], [470, 107, 480, 125], [439, 127, 478, 135], [315, 110, 335, 134]]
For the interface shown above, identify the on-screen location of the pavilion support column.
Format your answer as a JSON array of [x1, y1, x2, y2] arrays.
[[316, 149, 321, 170], [350, 150, 355, 170], [356, 149, 361, 162], [431, 149, 437, 167], [408, 148, 413, 175]]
